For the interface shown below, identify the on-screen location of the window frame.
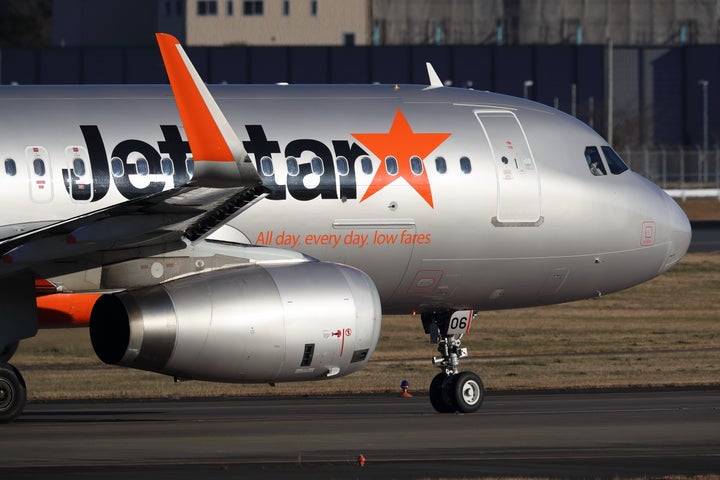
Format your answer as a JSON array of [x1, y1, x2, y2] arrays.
[[33, 158, 46, 177], [601, 146, 629, 175], [310, 156, 324, 175], [335, 156, 349, 176], [584, 146, 607, 176], [260, 155, 274, 176], [242, 0, 263, 15], [286, 156, 299, 176], [72, 157, 86, 177], [410, 155, 423, 175], [360, 156, 373, 175], [435, 156, 447, 174], [197, 0, 218, 15], [385, 156, 398, 175], [4, 158, 16, 177]]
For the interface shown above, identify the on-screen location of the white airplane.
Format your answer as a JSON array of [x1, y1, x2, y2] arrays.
[[0, 34, 691, 421]]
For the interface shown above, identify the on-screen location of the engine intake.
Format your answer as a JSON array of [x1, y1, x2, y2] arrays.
[[90, 261, 381, 383]]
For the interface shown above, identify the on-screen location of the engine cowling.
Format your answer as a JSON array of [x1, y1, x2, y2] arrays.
[[89, 261, 381, 383]]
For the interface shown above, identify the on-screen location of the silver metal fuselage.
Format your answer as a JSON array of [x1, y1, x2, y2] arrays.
[[0, 84, 691, 314]]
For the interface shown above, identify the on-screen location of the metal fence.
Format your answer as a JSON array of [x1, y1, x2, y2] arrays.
[[621, 146, 720, 198]]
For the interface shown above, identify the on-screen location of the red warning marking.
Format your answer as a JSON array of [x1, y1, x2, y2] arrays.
[[331, 329, 349, 357], [640, 221, 656, 246]]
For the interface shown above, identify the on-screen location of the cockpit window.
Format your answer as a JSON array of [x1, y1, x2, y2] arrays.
[[601, 146, 629, 175], [584, 146, 606, 176]]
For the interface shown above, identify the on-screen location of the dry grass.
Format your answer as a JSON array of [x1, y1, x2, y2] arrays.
[[12, 252, 720, 401]]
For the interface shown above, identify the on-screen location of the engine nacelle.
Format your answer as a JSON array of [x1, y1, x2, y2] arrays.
[[90, 261, 381, 383]]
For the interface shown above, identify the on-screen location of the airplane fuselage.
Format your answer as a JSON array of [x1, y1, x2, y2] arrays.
[[0, 84, 690, 314]]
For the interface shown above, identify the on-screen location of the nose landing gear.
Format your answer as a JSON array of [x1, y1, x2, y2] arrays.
[[423, 310, 484, 413]]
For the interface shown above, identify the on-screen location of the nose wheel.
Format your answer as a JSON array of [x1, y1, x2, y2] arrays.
[[423, 310, 484, 413]]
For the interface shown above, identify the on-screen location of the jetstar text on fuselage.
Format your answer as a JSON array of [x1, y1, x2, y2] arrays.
[[63, 111, 451, 207]]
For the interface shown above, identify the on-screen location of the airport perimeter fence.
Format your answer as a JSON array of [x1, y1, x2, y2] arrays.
[[622, 146, 720, 198]]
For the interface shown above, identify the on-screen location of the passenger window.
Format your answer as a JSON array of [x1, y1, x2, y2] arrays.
[[135, 157, 149, 176], [435, 156, 447, 174], [4, 159, 16, 176], [72, 158, 86, 176], [286, 156, 299, 176], [111, 157, 124, 177], [460, 156, 472, 174], [360, 156, 373, 174], [410, 156, 423, 175], [385, 156, 398, 175], [601, 146, 629, 175], [160, 157, 174, 176], [311, 156, 324, 175], [336, 156, 349, 176], [584, 146, 607, 176], [33, 158, 46, 176], [260, 156, 274, 176]]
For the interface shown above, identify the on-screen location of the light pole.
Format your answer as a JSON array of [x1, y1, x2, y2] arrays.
[[698, 80, 709, 152], [523, 80, 533, 99]]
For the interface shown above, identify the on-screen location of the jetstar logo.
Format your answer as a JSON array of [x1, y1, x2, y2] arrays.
[[244, 109, 451, 208], [352, 110, 451, 208], [65, 110, 451, 207]]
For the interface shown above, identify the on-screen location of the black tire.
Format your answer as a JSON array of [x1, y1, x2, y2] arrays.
[[452, 371, 484, 413], [0, 363, 26, 423], [429, 372, 456, 413]]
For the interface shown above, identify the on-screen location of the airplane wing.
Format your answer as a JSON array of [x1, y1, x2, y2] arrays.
[[0, 184, 266, 278], [0, 34, 265, 280]]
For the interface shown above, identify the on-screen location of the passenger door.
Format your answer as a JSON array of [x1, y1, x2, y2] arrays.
[[474, 110, 541, 224]]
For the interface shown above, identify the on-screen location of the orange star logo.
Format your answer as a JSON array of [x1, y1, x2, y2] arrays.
[[351, 110, 451, 208]]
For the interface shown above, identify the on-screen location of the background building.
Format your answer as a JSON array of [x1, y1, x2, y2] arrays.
[[187, 0, 369, 46], [52, 0, 720, 47], [371, 0, 720, 46]]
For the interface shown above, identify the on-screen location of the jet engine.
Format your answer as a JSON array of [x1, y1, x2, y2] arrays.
[[90, 261, 381, 383]]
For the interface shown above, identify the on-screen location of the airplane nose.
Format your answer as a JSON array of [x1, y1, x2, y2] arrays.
[[660, 195, 692, 272]]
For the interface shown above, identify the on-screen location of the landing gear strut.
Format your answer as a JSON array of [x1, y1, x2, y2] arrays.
[[422, 310, 484, 413]]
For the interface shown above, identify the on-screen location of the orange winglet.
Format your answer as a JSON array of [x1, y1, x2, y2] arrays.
[[36, 293, 101, 328], [156, 33, 234, 163]]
